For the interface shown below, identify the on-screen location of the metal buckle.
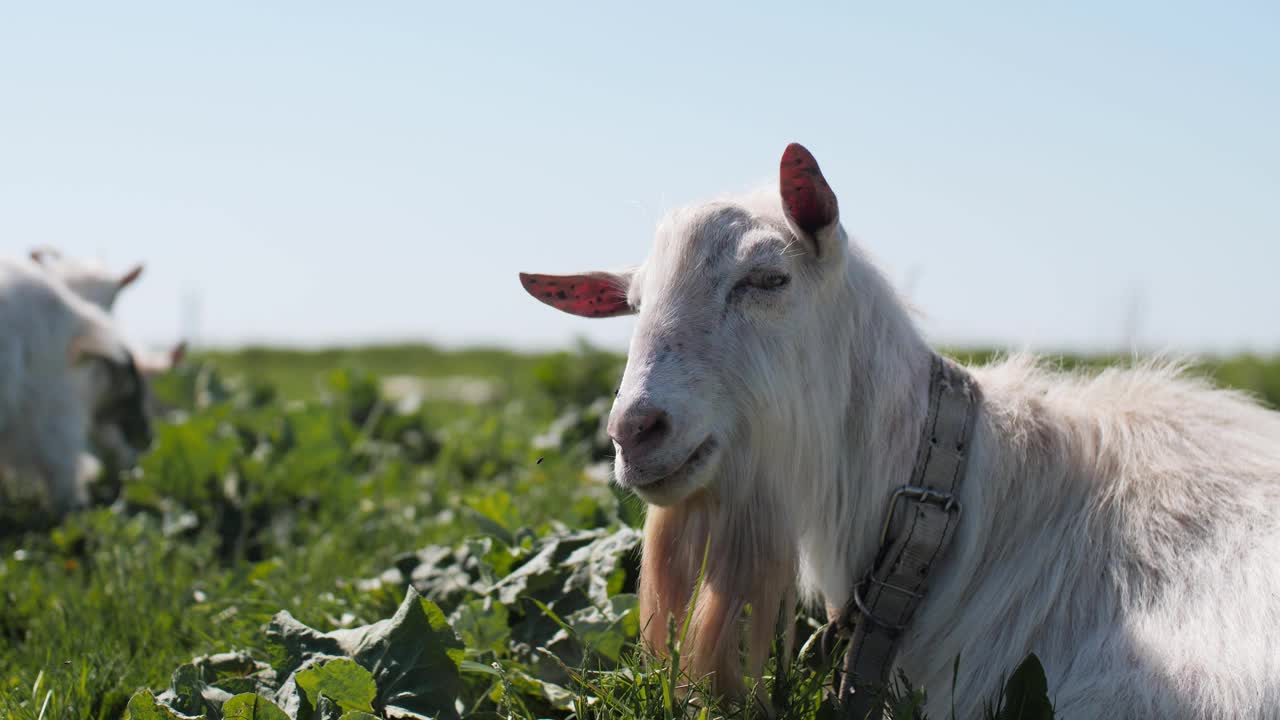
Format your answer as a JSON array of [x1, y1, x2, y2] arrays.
[[841, 486, 963, 634], [850, 580, 911, 633], [877, 485, 961, 548], [834, 487, 964, 636]]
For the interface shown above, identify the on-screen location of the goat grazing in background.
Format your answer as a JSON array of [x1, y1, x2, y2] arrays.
[[29, 247, 184, 477], [0, 259, 153, 519], [519, 143, 1280, 718]]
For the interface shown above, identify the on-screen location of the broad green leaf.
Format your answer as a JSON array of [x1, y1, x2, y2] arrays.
[[490, 526, 639, 620], [490, 539, 559, 605], [564, 594, 639, 663], [387, 544, 490, 612], [465, 491, 518, 545], [504, 669, 576, 712], [462, 535, 513, 583], [312, 694, 343, 720], [559, 527, 641, 608], [200, 651, 269, 681], [125, 690, 205, 720], [167, 664, 208, 716], [268, 587, 464, 720], [449, 597, 509, 654], [338, 713, 379, 720], [997, 654, 1055, 720], [268, 619, 346, 681], [222, 693, 289, 720], [347, 594, 464, 720], [154, 663, 233, 719], [295, 659, 376, 715], [169, 652, 272, 700]]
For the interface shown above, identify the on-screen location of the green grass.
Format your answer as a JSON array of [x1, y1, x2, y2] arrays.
[[2, 343, 1278, 720], [195, 344, 542, 401]]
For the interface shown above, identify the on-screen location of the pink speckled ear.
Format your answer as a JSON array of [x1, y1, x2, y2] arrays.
[[779, 143, 839, 254], [519, 271, 634, 318]]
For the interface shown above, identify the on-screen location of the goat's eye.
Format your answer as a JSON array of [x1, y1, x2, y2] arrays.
[[734, 271, 790, 293], [756, 272, 790, 289]]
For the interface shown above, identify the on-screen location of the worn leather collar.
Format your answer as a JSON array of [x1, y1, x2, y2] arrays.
[[817, 353, 982, 718]]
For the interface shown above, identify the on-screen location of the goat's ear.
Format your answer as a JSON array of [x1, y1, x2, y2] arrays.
[[519, 270, 635, 318], [29, 247, 59, 265], [119, 264, 144, 289], [135, 341, 187, 376], [779, 143, 840, 256]]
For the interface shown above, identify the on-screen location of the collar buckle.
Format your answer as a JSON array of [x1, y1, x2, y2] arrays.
[[877, 485, 962, 549]]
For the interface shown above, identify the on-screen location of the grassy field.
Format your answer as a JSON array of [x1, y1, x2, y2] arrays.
[[2, 344, 1278, 720]]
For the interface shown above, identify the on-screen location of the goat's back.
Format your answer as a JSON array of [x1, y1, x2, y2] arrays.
[[906, 356, 1280, 718]]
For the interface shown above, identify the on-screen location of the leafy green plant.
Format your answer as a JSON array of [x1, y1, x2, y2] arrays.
[[7, 344, 1277, 718]]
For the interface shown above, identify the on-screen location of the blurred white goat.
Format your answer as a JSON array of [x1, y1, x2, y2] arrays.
[[29, 247, 184, 475], [0, 259, 152, 519]]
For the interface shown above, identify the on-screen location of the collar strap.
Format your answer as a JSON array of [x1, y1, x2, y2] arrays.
[[824, 353, 982, 716]]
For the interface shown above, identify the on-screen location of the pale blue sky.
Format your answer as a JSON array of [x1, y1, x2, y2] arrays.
[[1, 2, 1276, 354]]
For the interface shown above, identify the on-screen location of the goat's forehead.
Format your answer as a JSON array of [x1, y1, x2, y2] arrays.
[[53, 258, 111, 279], [650, 203, 786, 268]]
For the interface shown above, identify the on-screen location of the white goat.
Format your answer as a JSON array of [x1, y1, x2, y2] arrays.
[[519, 144, 1280, 718], [29, 247, 183, 475], [0, 259, 152, 519]]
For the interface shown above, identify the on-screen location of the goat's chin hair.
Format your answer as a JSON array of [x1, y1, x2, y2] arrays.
[[638, 450, 797, 700]]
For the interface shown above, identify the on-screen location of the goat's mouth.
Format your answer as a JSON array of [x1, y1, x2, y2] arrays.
[[619, 436, 720, 506]]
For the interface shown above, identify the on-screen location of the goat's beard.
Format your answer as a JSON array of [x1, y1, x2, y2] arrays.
[[638, 469, 797, 702]]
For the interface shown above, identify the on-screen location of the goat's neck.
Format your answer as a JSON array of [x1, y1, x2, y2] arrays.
[[796, 255, 937, 611]]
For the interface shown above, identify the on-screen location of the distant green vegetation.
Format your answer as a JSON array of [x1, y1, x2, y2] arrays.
[[949, 348, 1280, 409], [201, 343, 1280, 410], [2, 343, 1277, 719]]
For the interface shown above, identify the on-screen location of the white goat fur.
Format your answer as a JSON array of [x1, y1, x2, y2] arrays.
[[29, 246, 142, 312], [29, 248, 181, 472], [0, 259, 134, 516], [535, 157, 1280, 716]]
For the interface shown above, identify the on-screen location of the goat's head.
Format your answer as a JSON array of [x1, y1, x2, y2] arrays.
[[134, 341, 188, 378], [31, 246, 144, 311], [68, 321, 156, 454], [78, 352, 154, 453], [520, 143, 847, 507]]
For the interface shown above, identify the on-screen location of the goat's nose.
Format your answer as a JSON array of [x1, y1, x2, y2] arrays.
[[608, 403, 672, 457]]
